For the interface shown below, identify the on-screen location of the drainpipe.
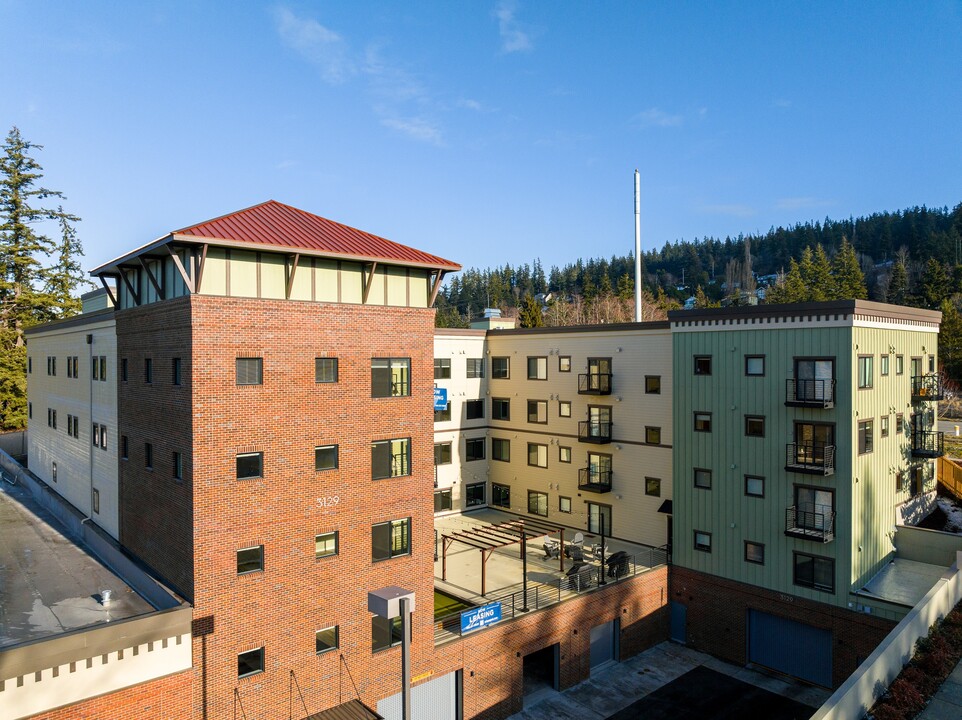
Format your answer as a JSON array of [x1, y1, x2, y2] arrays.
[[87, 333, 94, 521]]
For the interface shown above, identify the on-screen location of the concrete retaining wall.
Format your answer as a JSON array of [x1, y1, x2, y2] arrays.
[[896, 524, 962, 567]]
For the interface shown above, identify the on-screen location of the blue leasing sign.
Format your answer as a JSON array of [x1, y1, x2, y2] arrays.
[[434, 386, 448, 411], [460, 602, 502, 634]]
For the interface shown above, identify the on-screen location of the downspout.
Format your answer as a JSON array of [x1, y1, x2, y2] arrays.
[[87, 332, 94, 521]]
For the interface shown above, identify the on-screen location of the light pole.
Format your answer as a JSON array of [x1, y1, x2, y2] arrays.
[[368, 586, 416, 720]]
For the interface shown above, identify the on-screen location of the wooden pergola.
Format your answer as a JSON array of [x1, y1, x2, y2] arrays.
[[440, 517, 568, 596]]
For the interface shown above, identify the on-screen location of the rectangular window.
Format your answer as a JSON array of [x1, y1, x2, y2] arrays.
[[434, 489, 452, 513], [236, 452, 263, 479], [315, 445, 338, 471], [465, 437, 486, 461], [745, 475, 765, 497], [559, 356, 571, 372], [47, 408, 56, 429], [465, 399, 485, 420], [694, 531, 712, 552], [372, 358, 410, 397], [67, 356, 75, 378], [527, 443, 548, 468], [27, 357, 31, 374], [315, 358, 338, 383], [315, 531, 338, 558], [98, 424, 107, 449], [881, 355, 889, 376], [694, 356, 712, 375], [434, 402, 451, 422], [858, 419, 874, 454], [47, 356, 56, 376], [434, 442, 452, 465], [98, 356, 105, 381], [559, 400, 571, 417], [559, 446, 571, 463], [745, 541, 765, 565], [645, 426, 661, 445], [492, 483, 510, 508], [896, 354, 904, 374], [372, 518, 410, 561], [858, 355, 874, 389], [121, 435, 128, 460], [236, 357, 262, 385], [527, 400, 548, 424], [587, 502, 611, 535], [144, 358, 153, 384], [466, 358, 485, 378], [794, 552, 835, 593], [315, 626, 338, 654], [559, 496, 572, 513], [645, 375, 661, 394], [527, 356, 547, 380], [527, 490, 548, 516], [645, 477, 661, 497], [466, 482, 485, 507], [173, 451, 183, 480], [371, 438, 411, 479], [745, 415, 765, 437], [121, 358, 128, 382], [238, 648, 264, 678], [896, 413, 904, 434], [92, 488, 100, 514], [492, 438, 510, 462], [51, 462, 57, 482], [92, 423, 100, 447], [28, 402, 31, 419], [172, 357, 182, 385], [694, 468, 712, 489], [433, 358, 451, 379], [745, 355, 765, 376], [492, 356, 509, 379], [881, 415, 890, 438], [144, 443, 153, 469], [237, 545, 264, 574], [491, 398, 510, 420], [372, 616, 403, 652], [694, 412, 712, 432]]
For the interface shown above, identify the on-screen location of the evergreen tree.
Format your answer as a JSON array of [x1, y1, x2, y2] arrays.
[[830, 238, 868, 299], [888, 261, 909, 305], [45, 206, 86, 318], [518, 293, 544, 328], [616, 273, 634, 301], [939, 299, 962, 382], [766, 259, 807, 303], [805, 244, 833, 301], [920, 258, 949, 309], [693, 285, 720, 308]]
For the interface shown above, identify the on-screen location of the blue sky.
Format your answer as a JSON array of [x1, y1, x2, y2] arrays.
[[2, 1, 960, 275]]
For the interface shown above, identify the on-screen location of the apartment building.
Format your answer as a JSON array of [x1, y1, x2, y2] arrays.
[[668, 300, 943, 688]]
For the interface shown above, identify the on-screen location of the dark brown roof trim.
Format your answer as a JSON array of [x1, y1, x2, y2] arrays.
[[668, 300, 941, 325], [487, 320, 671, 336], [24, 308, 115, 336], [433, 328, 488, 337]]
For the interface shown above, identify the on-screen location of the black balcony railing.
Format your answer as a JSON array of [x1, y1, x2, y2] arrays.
[[578, 467, 612, 493], [785, 442, 836, 475], [912, 374, 944, 402], [578, 372, 612, 395], [785, 505, 836, 543], [912, 430, 944, 458], [785, 378, 836, 408], [578, 420, 612, 444]]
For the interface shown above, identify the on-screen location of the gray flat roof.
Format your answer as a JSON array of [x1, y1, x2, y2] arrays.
[[0, 481, 154, 648], [860, 558, 948, 607]]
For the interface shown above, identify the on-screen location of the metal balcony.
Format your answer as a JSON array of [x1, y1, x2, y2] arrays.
[[912, 375, 944, 402], [912, 430, 944, 458], [578, 421, 612, 444], [785, 506, 835, 543], [578, 372, 612, 395], [785, 379, 836, 408], [578, 467, 612, 493], [785, 443, 836, 476]]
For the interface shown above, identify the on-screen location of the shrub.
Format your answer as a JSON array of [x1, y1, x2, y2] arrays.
[[886, 677, 925, 715]]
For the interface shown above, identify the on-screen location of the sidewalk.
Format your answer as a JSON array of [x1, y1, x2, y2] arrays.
[[916, 658, 962, 720]]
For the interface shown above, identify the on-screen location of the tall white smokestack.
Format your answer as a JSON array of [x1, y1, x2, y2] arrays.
[[634, 169, 642, 322]]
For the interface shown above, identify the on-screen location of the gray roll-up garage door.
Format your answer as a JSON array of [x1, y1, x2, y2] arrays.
[[748, 610, 832, 687], [377, 670, 460, 720]]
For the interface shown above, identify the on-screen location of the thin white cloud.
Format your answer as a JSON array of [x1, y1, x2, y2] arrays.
[[775, 197, 834, 211], [273, 7, 354, 84], [495, 1, 532, 53], [457, 98, 484, 111], [699, 204, 757, 218], [772, 98, 792, 108], [633, 108, 684, 128], [380, 117, 443, 145], [363, 45, 428, 105], [275, 159, 297, 170]]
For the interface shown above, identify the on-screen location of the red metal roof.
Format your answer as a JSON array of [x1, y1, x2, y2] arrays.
[[172, 200, 460, 270]]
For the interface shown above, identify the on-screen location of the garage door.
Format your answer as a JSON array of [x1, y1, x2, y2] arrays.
[[377, 670, 460, 720], [748, 610, 832, 687]]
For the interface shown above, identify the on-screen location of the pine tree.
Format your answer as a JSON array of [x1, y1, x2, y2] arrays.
[[920, 258, 949, 309], [888, 261, 909, 305], [518, 293, 544, 328], [939, 299, 962, 381], [616, 273, 633, 301], [45, 206, 86, 318], [805, 245, 833, 302], [830, 238, 868, 300], [766, 259, 807, 303]]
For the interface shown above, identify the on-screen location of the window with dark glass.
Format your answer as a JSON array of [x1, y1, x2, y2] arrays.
[[492, 438, 510, 462], [434, 489, 452, 513], [693, 356, 711, 375], [745, 415, 765, 437], [172, 357, 182, 385], [645, 426, 661, 445], [492, 483, 510, 508], [372, 518, 410, 561], [645, 375, 661, 394], [745, 541, 765, 565], [236, 452, 263, 479], [316, 626, 338, 654], [372, 358, 410, 397], [466, 482, 485, 507], [527, 443, 547, 468], [315, 445, 338, 471], [434, 358, 451, 379], [144, 442, 153, 469], [173, 451, 183, 480], [465, 437, 485, 461], [492, 357, 509, 379], [372, 616, 403, 652], [645, 477, 661, 497], [527, 356, 547, 380], [236, 357, 262, 385], [492, 398, 510, 420], [527, 490, 548, 516], [371, 438, 410, 479], [527, 400, 548, 423], [466, 358, 485, 378], [694, 531, 711, 552], [237, 546, 263, 574], [466, 399, 485, 420], [434, 402, 451, 422], [794, 552, 834, 593], [144, 358, 153, 384], [434, 442, 452, 465], [858, 419, 874, 454], [238, 648, 264, 678], [694, 412, 712, 432], [315, 358, 338, 383], [694, 468, 712, 489]]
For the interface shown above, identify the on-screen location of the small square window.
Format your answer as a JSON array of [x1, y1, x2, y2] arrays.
[[559, 446, 571, 463], [236, 358, 263, 386], [559, 356, 571, 372], [237, 545, 264, 574], [694, 356, 712, 375], [645, 426, 661, 445], [433, 358, 451, 380], [465, 437, 486, 461], [144, 442, 153, 469], [173, 451, 183, 480], [527, 356, 547, 380], [466, 399, 485, 420], [645, 375, 661, 394], [172, 357, 182, 385], [559, 401, 571, 418], [466, 358, 485, 378], [745, 475, 765, 497], [316, 626, 338, 654], [694, 412, 712, 432], [559, 496, 572, 513], [238, 648, 264, 678], [315, 445, 338, 471], [434, 442, 452, 465], [492, 438, 510, 462], [492, 398, 510, 420], [694, 531, 712, 552], [694, 468, 712, 489], [315, 531, 338, 558], [745, 541, 765, 565], [315, 358, 338, 383], [745, 415, 765, 437], [144, 358, 153, 384], [237, 452, 263, 479], [745, 355, 765, 376], [492, 357, 509, 379], [645, 477, 661, 497]]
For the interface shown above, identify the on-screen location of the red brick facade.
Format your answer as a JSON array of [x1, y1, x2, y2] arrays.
[[670, 565, 895, 688], [30, 670, 193, 719]]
